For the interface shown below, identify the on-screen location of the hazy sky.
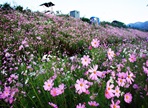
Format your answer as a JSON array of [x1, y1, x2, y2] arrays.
[[0, 0, 148, 24]]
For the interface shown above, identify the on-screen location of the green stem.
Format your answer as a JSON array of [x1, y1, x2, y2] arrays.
[[30, 83, 44, 107]]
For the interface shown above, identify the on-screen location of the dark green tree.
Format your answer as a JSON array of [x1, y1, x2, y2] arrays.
[[15, 5, 23, 12]]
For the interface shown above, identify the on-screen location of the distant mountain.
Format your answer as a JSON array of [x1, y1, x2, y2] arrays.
[[127, 21, 148, 31]]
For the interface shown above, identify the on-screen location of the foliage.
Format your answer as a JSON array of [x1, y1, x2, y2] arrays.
[[111, 20, 127, 28], [81, 17, 91, 24], [15, 5, 24, 12], [0, 3, 13, 10]]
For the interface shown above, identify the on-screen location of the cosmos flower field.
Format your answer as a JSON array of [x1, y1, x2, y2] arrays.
[[0, 9, 148, 108]]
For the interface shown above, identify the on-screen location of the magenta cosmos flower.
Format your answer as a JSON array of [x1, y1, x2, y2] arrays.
[[81, 55, 91, 66], [124, 92, 132, 103], [75, 78, 89, 94], [76, 103, 86, 108], [110, 99, 120, 108], [1, 86, 11, 99], [88, 101, 99, 106], [91, 39, 100, 48], [107, 48, 115, 60], [43, 79, 54, 91], [128, 54, 137, 63]]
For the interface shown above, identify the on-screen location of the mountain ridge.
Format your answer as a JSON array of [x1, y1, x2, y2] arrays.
[[127, 21, 148, 31]]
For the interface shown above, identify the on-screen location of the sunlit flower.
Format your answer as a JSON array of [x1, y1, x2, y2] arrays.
[[88, 65, 102, 80], [75, 78, 89, 94], [91, 39, 100, 48], [81, 55, 91, 66], [43, 79, 54, 91]]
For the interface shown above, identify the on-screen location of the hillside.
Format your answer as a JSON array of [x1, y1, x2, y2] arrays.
[[0, 9, 148, 108], [1, 9, 148, 55]]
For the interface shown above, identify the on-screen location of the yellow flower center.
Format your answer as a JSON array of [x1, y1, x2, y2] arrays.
[[80, 83, 83, 87], [116, 90, 118, 93], [108, 87, 111, 90], [93, 71, 96, 74], [113, 105, 117, 108]]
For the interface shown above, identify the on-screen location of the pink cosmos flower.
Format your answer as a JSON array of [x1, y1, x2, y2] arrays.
[[22, 39, 29, 47], [48, 102, 58, 108], [124, 92, 132, 103], [143, 66, 148, 76], [110, 99, 120, 108], [105, 80, 115, 99], [88, 65, 102, 80], [126, 71, 135, 84], [81, 55, 91, 66], [5, 97, 14, 104], [10, 74, 18, 80], [117, 72, 127, 79], [146, 60, 148, 67], [19, 45, 24, 50], [58, 83, 65, 95], [100, 71, 106, 78], [128, 54, 136, 63], [88, 101, 99, 106], [1, 86, 11, 99], [43, 79, 54, 91], [116, 78, 126, 87], [75, 78, 89, 94], [91, 39, 100, 48], [107, 48, 115, 60], [85, 90, 90, 94], [50, 87, 60, 97], [76, 103, 86, 108], [114, 86, 121, 98]]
